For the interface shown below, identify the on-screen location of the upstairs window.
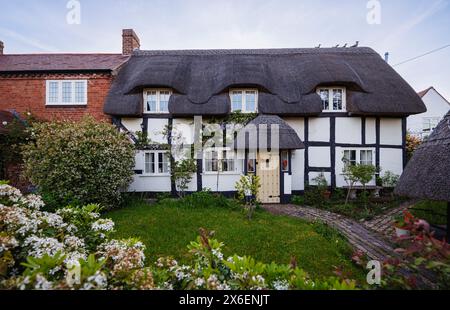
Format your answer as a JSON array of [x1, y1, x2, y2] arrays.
[[144, 89, 172, 114], [422, 117, 441, 133], [46, 80, 87, 105], [230, 89, 258, 113], [317, 87, 346, 112]]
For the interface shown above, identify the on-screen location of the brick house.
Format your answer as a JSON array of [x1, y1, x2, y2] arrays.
[[0, 29, 139, 121]]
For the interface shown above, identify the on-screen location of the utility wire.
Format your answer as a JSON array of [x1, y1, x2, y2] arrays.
[[392, 44, 450, 67]]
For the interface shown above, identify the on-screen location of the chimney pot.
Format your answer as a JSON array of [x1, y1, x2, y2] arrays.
[[0, 41, 4, 55], [122, 29, 140, 56]]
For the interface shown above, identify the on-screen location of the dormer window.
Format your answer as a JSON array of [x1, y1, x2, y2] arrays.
[[144, 89, 172, 114], [230, 89, 258, 113], [317, 87, 346, 112]]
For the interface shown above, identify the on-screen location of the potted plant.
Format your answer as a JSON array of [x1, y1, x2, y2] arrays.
[[393, 211, 415, 237]]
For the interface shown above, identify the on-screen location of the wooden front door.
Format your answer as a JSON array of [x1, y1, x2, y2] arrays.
[[257, 151, 280, 204]]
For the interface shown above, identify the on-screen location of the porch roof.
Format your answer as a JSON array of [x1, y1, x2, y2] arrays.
[[233, 115, 305, 150]]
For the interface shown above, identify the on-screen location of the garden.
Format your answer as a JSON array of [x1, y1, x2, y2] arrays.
[[0, 116, 448, 290]]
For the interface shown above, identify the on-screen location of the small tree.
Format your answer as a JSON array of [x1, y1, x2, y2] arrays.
[[343, 163, 377, 207], [235, 175, 261, 220], [173, 158, 197, 198], [22, 117, 135, 209], [406, 133, 422, 161]]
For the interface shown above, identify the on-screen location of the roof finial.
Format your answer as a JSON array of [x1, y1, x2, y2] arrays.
[[351, 41, 359, 48], [315, 44, 321, 48]]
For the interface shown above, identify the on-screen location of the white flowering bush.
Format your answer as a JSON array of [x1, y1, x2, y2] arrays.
[[0, 183, 357, 290], [22, 117, 135, 210]]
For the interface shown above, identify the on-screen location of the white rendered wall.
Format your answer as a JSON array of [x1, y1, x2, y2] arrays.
[[202, 174, 242, 192], [365, 117, 376, 144], [408, 89, 450, 137], [284, 173, 292, 194], [129, 151, 171, 192], [380, 148, 403, 176], [291, 149, 305, 191], [284, 117, 305, 140], [308, 118, 330, 142], [335, 117, 362, 144], [309, 147, 330, 167], [122, 118, 143, 134], [173, 118, 194, 144], [309, 172, 331, 186], [147, 118, 169, 144], [380, 118, 402, 146]]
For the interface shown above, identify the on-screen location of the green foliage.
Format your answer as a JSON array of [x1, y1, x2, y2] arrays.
[[172, 158, 197, 198], [22, 117, 135, 210], [160, 190, 240, 210], [134, 131, 151, 149], [342, 163, 377, 206], [406, 133, 422, 160], [235, 175, 261, 220], [381, 170, 400, 188], [410, 200, 448, 226], [291, 195, 305, 206]]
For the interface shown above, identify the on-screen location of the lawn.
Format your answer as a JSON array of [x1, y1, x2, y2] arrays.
[[105, 198, 365, 280]]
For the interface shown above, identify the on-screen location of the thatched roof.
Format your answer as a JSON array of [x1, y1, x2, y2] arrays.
[[395, 111, 450, 201], [233, 115, 304, 150], [104, 47, 425, 117]]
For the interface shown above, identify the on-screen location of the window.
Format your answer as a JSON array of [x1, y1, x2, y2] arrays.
[[230, 89, 258, 113], [204, 148, 236, 173], [144, 89, 172, 114], [46, 80, 87, 105], [281, 151, 289, 172], [317, 87, 346, 112], [343, 149, 373, 167], [422, 117, 441, 133], [144, 151, 170, 175]]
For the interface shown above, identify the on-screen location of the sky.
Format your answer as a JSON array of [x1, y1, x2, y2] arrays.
[[0, 0, 449, 100]]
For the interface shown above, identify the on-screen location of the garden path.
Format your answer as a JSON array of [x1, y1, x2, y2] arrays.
[[263, 204, 396, 261]]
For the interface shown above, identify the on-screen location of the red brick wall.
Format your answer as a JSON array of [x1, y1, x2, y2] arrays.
[[0, 73, 113, 122]]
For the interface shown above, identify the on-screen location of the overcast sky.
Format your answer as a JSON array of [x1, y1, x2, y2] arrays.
[[1, 0, 449, 100]]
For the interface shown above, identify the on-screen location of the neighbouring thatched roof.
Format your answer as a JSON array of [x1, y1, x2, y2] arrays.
[[104, 47, 426, 117], [395, 110, 450, 202], [233, 115, 304, 150]]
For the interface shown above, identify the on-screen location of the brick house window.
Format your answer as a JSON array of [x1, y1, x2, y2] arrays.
[[46, 80, 88, 106]]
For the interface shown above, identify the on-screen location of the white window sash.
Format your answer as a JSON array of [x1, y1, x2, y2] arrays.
[[143, 151, 170, 175], [317, 87, 346, 112], [144, 89, 172, 114], [230, 89, 258, 113], [203, 148, 237, 173], [45, 80, 87, 106]]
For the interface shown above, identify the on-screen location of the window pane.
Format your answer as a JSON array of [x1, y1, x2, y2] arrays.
[[48, 82, 59, 103], [75, 81, 85, 103], [360, 150, 373, 165], [247, 159, 256, 173], [145, 153, 155, 174], [160, 91, 170, 113], [333, 89, 343, 110], [245, 91, 256, 112], [62, 82, 72, 103], [147, 92, 157, 112], [343, 150, 357, 166], [319, 89, 329, 110], [281, 151, 289, 172], [231, 91, 243, 112]]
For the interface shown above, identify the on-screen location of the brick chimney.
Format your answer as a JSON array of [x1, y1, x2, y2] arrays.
[[122, 29, 140, 55], [0, 41, 4, 55]]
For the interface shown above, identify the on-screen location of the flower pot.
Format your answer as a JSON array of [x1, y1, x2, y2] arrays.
[[323, 191, 332, 199], [395, 227, 410, 238]]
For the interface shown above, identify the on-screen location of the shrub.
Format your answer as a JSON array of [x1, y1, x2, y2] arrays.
[[406, 133, 422, 160], [0, 184, 357, 290], [160, 190, 240, 210], [381, 171, 400, 188], [22, 117, 135, 209]]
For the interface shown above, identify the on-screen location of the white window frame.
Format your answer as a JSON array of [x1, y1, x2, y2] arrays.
[[316, 87, 346, 112], [203, 147, 238, 174], [229, 89, 259, 113], [45, 80, 88, 106], [143, 89, 172, 114], [143, 151, 171, 176], [422, 117, 441, 133], [342, 148, 375, 166]]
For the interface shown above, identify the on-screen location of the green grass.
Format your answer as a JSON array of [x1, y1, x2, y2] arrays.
[[410, 200, 448, 226], [105, 199, 364, 280]]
